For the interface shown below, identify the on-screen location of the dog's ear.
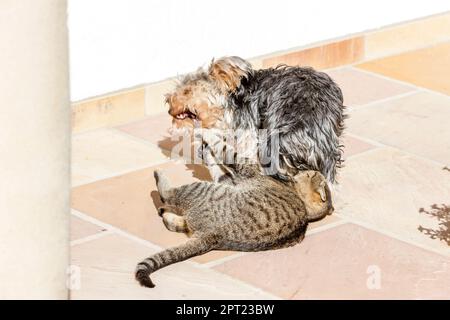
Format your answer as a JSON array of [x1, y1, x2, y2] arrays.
[[208, 56, 252, 93], [164, 93, 172, 105]]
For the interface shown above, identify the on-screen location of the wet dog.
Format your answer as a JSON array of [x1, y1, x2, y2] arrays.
[[165, 56, 346, 183]]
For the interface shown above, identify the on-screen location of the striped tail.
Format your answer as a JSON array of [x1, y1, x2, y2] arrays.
[[135, 235, 216, 288]]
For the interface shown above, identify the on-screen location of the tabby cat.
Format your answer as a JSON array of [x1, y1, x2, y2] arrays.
[[135, 153, 333, 288]]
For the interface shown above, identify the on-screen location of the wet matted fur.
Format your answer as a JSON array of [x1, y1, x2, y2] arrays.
[[166, 56, 346, 183]]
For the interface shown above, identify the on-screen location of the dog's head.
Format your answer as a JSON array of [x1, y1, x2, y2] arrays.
[[165, 56, 252, 129]]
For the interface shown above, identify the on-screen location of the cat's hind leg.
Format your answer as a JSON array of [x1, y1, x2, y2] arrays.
[[162, 212, 188, 233]]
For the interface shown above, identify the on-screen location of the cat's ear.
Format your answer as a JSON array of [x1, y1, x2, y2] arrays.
[[316, 180, 327, 202], [209, 56, 252, 93]]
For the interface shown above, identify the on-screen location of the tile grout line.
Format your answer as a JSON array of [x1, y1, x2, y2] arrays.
[[71, 209, 164, 252], [71, 210, 283, 299], [72, 158, 172, 188], [346, 90, 420, 112], [344, 132, 449, 168], [349, 66, 450, 101], [110, 126, 170, 151], [70, 230, 115, 247], [306, 219, 349, 235], [193, 266, 283, 300], [333, 212, 450, 258]]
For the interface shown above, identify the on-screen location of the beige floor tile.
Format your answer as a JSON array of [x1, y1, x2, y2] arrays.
[[70, 234, 277, 299], [346, 91, 450, 164], [70, 214, 106, 242], [214, 224, 450, 299], [357, 42, 450, 95], [327, 68, 415, 107], [71, 129, 169, 186], [336, 147, 450, 255]]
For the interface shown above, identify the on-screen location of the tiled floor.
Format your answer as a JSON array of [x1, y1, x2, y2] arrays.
[[70, 43, 450, 299]]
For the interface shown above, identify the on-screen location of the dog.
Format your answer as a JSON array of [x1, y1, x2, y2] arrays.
[[165, 56, 346, 184]]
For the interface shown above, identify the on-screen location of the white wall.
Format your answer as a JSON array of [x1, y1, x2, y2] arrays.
[[68, 0, 449, 101]]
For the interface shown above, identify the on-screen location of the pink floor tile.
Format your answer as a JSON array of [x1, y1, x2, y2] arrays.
[[327, 68, 415, 107], [342, 135, 377, 159], [117, 113, 172, 148], [214, 224, 450, 299], [117, 113, 195, 162]]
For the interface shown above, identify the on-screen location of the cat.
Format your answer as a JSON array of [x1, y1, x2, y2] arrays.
[[135, 151, 333, 288]]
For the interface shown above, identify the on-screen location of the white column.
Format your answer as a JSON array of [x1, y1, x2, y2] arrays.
[[0, 0, 70, 299]]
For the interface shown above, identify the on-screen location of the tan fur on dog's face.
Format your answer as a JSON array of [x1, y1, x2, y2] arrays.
[[166, 79, 224, 129], [165, 57, 252, 129]]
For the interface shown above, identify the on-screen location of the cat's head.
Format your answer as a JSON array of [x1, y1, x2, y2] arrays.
[[293, 170, 334, 219]]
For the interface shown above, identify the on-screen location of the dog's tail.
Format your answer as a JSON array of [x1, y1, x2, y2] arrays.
[[135, 235, 217, 288]]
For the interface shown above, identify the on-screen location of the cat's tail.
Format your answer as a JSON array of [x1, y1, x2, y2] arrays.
[[135, 234, 218, 288]]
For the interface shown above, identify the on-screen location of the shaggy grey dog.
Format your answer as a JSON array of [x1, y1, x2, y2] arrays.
[[166, 56, 346, 183]]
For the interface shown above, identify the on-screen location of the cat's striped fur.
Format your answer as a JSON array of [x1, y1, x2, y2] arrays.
[[135, 161, 333, 288]]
